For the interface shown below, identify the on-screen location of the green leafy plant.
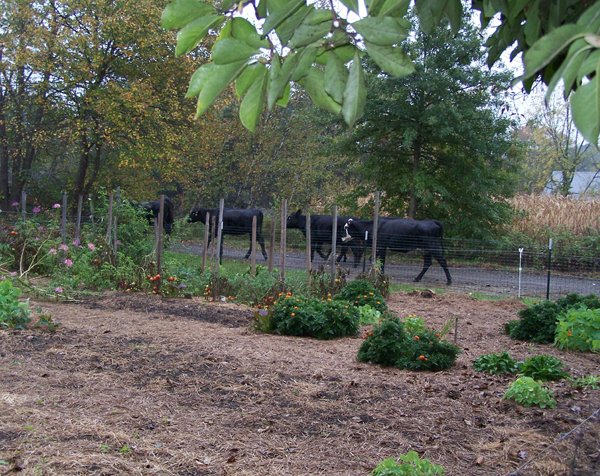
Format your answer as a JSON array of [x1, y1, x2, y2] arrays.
[[270, 295, 360, 340], [253, 308, 275, 334], [372, 450, 445, 475], [309, 265, 348, 299], [32, 309, 60, 333], [335, 279, 387, 313], [507, 294, 600, 344], [401, 315, 427, 335], [503, 377, 556, 409], [473, 351, 518, 375], [358, 317, 460, 371], [0, 280, 31, 329], [358, 304, 381, 325], [518, 355, 569, 381], [554, 307, 600, 353], [570, 375, 600, 390], [356, 264, 390, 298]]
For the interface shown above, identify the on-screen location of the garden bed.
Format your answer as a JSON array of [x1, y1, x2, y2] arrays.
[[1, 291, 599, 475]]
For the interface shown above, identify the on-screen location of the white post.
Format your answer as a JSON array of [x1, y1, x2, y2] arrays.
[[518, 247, 524, 298]]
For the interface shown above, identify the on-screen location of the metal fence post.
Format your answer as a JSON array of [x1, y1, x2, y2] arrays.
[[546, 238, 553, 300]]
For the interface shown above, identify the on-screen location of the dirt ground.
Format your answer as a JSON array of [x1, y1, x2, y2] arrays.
[[1, 291, 599, 476]]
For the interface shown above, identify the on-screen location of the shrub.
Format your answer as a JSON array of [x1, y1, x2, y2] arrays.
[[402, 315, 427, 335], [372, 451, 445, 475], [270, 296, 360, 340], [570, 375, 599, 390], [473, 351, 518, 375], [358, 317, 460, 371], [518, 355, 569, 381], [309, 265, 348, 299], [554, 307, 600, 352], [335, 279, 387, 313], [507, 294, 600, 344], [0, 280, 31, 329], [504, 377, 556, 408], [358, 304, 381, 325], [356, 265, 390, 299]]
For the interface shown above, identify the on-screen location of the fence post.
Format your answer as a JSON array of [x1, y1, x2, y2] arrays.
[[518, 247, 524, 299], [267, 215, 275, 273], [331, 205, 337, 285], [279, 199, 287, 282], [75, 195, 83, 243], [89, 197, 95, 224], [215, 198, 225, 270], [306, 212, 312, 286], [155, 195, 165, 291], [546, 238, 553, 300], [20, 191, 26, 221], [201, 211, 210, 273], [372, 191, 380, 270], [61, 191, 68, 245], [251, 215, 257, 276], [106, 193, 114, 246]]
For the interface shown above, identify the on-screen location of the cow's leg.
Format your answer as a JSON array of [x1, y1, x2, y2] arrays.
[[316, 244, 329, 260], [336, 244, 348, 263], [414, 253, 433, 282], [219, 235, 224, 264], [434, 253, 452, 285], [244, 233, 252, 259], [257, 233, 268, 260]]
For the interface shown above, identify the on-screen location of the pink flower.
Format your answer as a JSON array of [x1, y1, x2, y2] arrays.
[[72, 238, 81, 246], [87, 242, 96, 251], [52, 203, 61, 209], [54, 287, 63, 294], [48, 248, 57, 255], [64, 258, 73, 267], [11, 201, 19, 207], [32, 206, 42, 214], [58, 243, 69, 252]]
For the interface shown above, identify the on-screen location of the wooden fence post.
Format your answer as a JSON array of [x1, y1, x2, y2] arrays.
[[61, 191, 68, 244], [267, 216, 275, 273], [155, 195, 165, 290], [331, 205, 337, 284], [106, 193, 114, 246], [201, 211, 210, 273], [89, 197, 95, 224], [213, 199, 225, 300], [279, 199, 287, 282], [306, 212, 311, 287], [20, 191, 26, 220], [75, 195, 83, 243], [372, 191, 380, 271], [251, 215, 257, 276]]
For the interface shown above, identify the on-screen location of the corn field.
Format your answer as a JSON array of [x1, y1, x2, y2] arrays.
[[508, 194, 600, 237]]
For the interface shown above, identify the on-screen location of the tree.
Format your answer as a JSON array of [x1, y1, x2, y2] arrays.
[[161, 0, 600, 146], [341, 17, 517, 237]]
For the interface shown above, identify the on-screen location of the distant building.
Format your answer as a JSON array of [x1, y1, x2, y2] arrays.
[[544, 171, 600, 198]]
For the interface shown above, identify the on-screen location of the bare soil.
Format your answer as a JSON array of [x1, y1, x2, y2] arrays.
[[1, 291, 599, 476]]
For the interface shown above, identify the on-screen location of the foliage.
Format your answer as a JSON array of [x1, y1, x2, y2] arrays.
[[570, 375, 600, 390], [161, 0, 599, 146], [401, 315, 427, 335], [0, 280, 31, 330], [507, 294, 600, 344], [356, 266, 390, 299], [31, 309, 60, 333], [473, 351, 518, 375], [270, 295, 360, 340], [358, 305, 381, 326], [554, 307, 600, 353], [371, 451, 445, 476], [334, 279, 387, 313], [309, 265, 348, 300], [518, 355, 569, 381], [358, 317, 460, 371], [503, 377, 556, 409]]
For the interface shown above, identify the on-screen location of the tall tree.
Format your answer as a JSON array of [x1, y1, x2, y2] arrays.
[[343, 17, 518, 238]]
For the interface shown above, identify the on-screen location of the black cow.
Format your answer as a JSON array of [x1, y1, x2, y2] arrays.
[[286, 209, 363, 266], [140, 197, 174, 235], [188, 207, 268, 263], [343, 217, 452, 284]]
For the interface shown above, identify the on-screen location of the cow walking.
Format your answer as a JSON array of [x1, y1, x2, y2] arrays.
[[188, 207, 268, 263], [140, 197, 175, 235], [286, 209, 363, 266], [343, 218, 452, 284]]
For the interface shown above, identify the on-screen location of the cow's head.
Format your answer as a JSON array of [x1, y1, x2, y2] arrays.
[[286, 209, 306, 230], [342, 218, 354, 242], [188, 207, 209, 224]]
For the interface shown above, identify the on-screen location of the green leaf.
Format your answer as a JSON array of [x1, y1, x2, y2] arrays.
[[212, 38, 259, 64], [544, 39, 591, 100], [444, 0, 463, 34], [267, 53, 286, 109], [342, 52, 367, 127], [289, 22, 332, 48], [230, 17, 268, 49], [379, 0, 410, 18], [239, 66, 267, 132], [339, 0, 359, 14], [299, 68, 342, 115], [273, 5, 312, 45], [577, 1, 600, 28], [324, 54, 348, 104], [290, 46, 318, 81], [262, 0, 306, 36], [352, 16, 410, 46], [414, 0, 446, 34], [195, 61, 247, 117], [236, 63, 266, 99], [161, 0, 215, 30], [365, 42, 415, 77], [366, 0, 386, 17], [186, 64, 213, 98], [175, 15, 224, 57], [276, 83, 291, 107], [523, 24, 586, 79], [506, 0, 530, 21], [570, 75, 600, 146]]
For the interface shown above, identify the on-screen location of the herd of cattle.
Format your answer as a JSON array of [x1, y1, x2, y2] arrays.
[[141, 200, 452, 285]]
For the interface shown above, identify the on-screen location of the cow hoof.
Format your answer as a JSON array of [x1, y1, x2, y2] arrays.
[[446, 281, 452, 286]]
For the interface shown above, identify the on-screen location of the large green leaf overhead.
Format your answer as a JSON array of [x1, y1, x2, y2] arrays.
[[162, 0, 600, 144]]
